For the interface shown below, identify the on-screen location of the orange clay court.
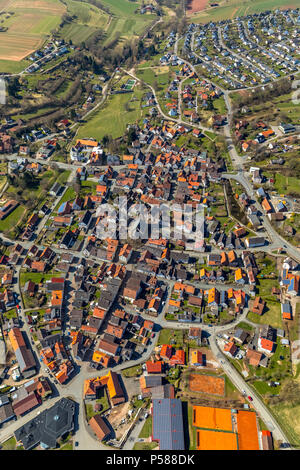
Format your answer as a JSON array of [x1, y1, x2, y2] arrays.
[[193, 405, 233, 431], [236, 410, 260, 450], [189, 373, 225, 395], [186, 0, 209, 15], [196, 430, 238, 450]]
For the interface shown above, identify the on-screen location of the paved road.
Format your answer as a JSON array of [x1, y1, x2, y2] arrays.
[[121, 68, 221, 135]]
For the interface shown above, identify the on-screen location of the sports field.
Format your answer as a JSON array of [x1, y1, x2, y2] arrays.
[[0, 0, 65, 64]]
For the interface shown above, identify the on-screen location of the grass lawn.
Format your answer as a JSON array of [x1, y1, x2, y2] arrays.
[[287, 302, 300, 342], [85, 403, 95, 421], [273, 173, 300, 197], [136, 68, 170, 89], [204, 130, 217, 140], [254, 278, 281, 303], [271, 402, 300, 447], [0, 59, 28, 73], [4, 308, 17, 320], [20, 271, 63, 287], [213, 97, 227, 115], [57, 170, 71, 185], [253, 380, 280, 396], [1, 436, 18, 450], [59, 442, 73, 450], [0, 205, 26, 233]]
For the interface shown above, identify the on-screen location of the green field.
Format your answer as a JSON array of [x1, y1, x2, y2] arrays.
[[59, 0, 110, 44], [0, 0, 65, 70], [157, 328, 184, 347]]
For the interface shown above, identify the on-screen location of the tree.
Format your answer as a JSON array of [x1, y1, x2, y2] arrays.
[[127, 127, 137, 145]]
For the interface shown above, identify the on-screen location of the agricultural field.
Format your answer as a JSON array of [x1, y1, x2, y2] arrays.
[[0, 0, 66, 69], [188, 0, 300, 23], [136, 67, 171, 88]]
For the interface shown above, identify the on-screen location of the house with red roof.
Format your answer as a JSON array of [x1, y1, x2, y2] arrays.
[[224, 341, 238, 357]]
